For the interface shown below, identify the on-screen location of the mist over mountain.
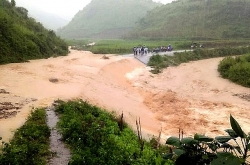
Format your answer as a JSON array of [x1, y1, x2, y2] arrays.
[[14, 2, 70, 31], [28, 8, 69, 31], [128, 0, 250, 39], [50, 0, 250, 40], [57, 0, 161, 39]]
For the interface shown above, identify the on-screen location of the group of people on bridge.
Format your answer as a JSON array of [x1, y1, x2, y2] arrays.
[[133, 46, 149, 56], [133, 44, 173, 56], [152, 45, 173, 53]]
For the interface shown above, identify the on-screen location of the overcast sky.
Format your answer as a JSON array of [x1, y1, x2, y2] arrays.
[[15, 0, 175, 20]]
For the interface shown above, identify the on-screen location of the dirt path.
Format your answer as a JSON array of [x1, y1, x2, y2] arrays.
[[0, 49, 249, 144]]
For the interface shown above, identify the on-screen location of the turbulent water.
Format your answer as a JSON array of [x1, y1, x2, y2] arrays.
[[0, 49, 250, 144]]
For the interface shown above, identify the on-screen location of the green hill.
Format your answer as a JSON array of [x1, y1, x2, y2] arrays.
[[127, 0, 250, 40], [0, 0, 68, 64], [57, 0, 160, 39]]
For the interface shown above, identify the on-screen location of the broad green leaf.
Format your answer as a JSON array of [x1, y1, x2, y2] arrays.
[[181, 137, 198, 145], [230, 114, 246, 138], [211, 152, 241, 165], [162, 153, 174, 159], [208, 143, 219, 152], [220, 143, 233, 149], [215, 136, 233, 143], [225, 129, 238, 138], [166, 136, 181, 147], [174, 148, 185, 156], [194, 133, 213, 142]]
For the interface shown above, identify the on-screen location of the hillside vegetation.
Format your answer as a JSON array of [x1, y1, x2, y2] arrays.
[[218, 54, 250, 87], [127, 0, 250, 40], [0, 0, 68, 64], [57, 0, 160, 39]]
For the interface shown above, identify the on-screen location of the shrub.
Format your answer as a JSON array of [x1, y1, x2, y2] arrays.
[[54, 100, 173, 165], [218, 57, 236, 78], [218, 54, 250, 87]]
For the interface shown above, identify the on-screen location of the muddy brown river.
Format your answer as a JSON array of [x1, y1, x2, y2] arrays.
[[0, 49, 250, 143]]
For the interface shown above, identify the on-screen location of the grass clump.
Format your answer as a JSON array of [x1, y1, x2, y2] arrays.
[[0, 108, 51, 165], [54, 100, 173, 165], [218, 54, 250, 87]]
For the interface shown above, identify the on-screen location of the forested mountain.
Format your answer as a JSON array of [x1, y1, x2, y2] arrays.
[[0, 0, 68, 64], [127, 0, 250, 39], [57, 0, 161, 39]]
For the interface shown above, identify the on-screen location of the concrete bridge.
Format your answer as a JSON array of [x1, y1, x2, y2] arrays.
[[123, 50, 188, 65]]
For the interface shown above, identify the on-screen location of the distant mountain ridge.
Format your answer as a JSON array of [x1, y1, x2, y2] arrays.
[[28, 8, 69, 31], [128, 0, 250, 39], [57, 0, 161, 39]]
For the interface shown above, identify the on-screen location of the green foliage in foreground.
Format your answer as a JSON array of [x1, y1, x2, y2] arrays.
[[165, 115, 250, 165], [0, 0, 68, 64], [0, 109, 50, 165], [148, 46, 250, 74], [218, 54, 250, 88], [54, 100, 174, 165]]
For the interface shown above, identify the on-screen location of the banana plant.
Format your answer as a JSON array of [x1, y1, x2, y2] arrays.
[[165, 133, 218, 164], [165, 115, 247, 165], [214, 115, 250, 165]]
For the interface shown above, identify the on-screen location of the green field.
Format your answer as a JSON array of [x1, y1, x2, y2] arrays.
[[67, 39, 250, 54]]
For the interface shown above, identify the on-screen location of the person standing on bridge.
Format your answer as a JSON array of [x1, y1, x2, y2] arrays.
[[144, 47, 148, 54], [137, 47, 141, 56], [133, 47, 137, 56], [141, 47, 144, 56]]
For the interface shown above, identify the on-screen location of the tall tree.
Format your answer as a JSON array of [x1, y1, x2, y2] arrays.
[[11, 0, 15, 7]]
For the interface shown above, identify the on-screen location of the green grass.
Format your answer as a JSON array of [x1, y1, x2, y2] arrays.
[[67, 39, 191, 54], [67, 39, 250, 55], [0, 108, 51, 165], [54, 100, 174, 165]]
